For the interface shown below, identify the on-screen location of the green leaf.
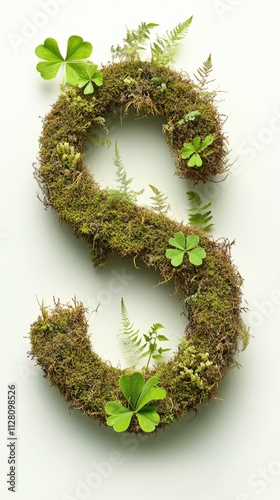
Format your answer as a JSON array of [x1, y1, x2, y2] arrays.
[[200, 134, 215, 151], [36, 61, 62, 80], [168, 231, 186, 250], [106, 411, 134, 432], [157, 334, 169, 341], [201, 203, 212, 211], [182, 135, 215, 167], [192, 136, 201, 151], [150, 322, 164, 331], [189, 214, 203, 225], [185, 234, 199, 250], [105, 401, 130, 415], [65, 62, 83, 85], [203, 149, 214, 157], [74, 62, 98, 79], [165, 249, 185, 267], [148, 184, 170, 215], [118, 297, 143, 362], [65, 35, 92, 60], [35, 37, 63, 61], [186, 190, 214, 233], [188, 153, 202, 167], [194, 54, 216, 98], [92, 71, 103, 86], [152, 354, 163, 360], [70, 62, 103, 93], [111, 22, 158, 62], [200, 213, 212, 224], [119, 373, 144, 410], [136, 406, 160, 432], [105, 374, 166, 433], [35, 35, 94, 86], [203, 224, 215, 232], [105, 402, 134, 432], [84, 81, 94, 94], [181, 144, 195, 159], [113, 141, 144, 202], [188, 247, 206, 266], [187, 190, 202, 206], [151, 17, 193, 65], [136, 377, 166, 410]]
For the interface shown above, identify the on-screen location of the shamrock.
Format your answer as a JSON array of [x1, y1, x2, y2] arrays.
[[76, 62, 103, 94], [181, 134, 215, 167], [166, 231, 206, 266], [35, 35, 103, 94]]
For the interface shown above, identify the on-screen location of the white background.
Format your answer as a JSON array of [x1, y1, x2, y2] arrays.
[[1, 1, 280, 499]]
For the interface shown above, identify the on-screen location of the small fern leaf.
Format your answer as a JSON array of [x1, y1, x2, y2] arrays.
[[194, 54, 217, 99], [148, 323, 165, 335], [186, 190, 202, 207], [187, 190, 214, 233], [113, 141, 144, 202], [118, 298, 142, 361], [151, 17, 193, 66], [87, 134, 111, 149], [111, 22, 158, 62], [149, 184, 170, 214]]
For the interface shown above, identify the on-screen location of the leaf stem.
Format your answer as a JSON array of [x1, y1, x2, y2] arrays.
[[146, 338, 155, 369]]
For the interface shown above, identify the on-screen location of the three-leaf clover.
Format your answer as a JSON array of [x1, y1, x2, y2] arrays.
[[181, 134, 215, 167], [105, 373, 166, 433], [35, 35, 103, 94], [76, 63, 103, 94], [166, 231, 206, 267]]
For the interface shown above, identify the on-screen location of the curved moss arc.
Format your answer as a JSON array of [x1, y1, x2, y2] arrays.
[[30, 61, 246, 434]]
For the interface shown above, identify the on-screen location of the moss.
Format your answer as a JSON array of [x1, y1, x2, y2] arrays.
[[29, 60, 247, 434]]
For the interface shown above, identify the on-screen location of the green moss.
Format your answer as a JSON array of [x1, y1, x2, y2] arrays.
[[29, 60, 247, 434]]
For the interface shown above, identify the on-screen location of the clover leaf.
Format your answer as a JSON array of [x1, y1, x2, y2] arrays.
[[76, 63, 103, 94], [188, 246, 207, 266], [166, 231, 206, 267], [181, 134, 215, 167], [104, 402, 134, 433], [105, 372, 166, 433], [35, 35, 103, 94]]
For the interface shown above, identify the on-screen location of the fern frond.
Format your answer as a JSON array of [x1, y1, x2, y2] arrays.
[[118, 298, 142, 360], [113, 141, 131, 191], [187, 190, 201, 206], [111, 22, 158, 62], [118, 299, 170, 368], [84, 116, 111, 149], [151, 17, 193, 66], [177, 110, 201, 127], [92, 116, 109, 133], [113, 141, 144, 202], [87, 134, 111, 149], [194, 54, 217, 99], [149, 184, 170, 214], [140, 323, 170, 368], [187, 190, 214, 232], [148, 323, 165, 337]]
